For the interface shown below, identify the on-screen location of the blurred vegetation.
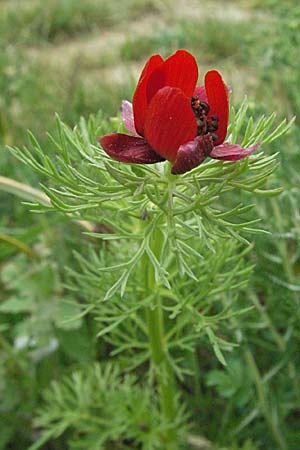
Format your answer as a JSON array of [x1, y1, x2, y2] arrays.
[[0, 0, 300, 449]]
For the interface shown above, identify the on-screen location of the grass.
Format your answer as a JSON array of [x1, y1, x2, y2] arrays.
[[0, 0, 160, 46], [120, 17, 256, 64]]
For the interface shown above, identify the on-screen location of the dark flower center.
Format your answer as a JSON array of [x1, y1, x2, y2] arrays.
[[191, 96, 219, 142]]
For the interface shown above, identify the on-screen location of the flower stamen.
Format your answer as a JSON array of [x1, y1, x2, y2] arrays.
[[191, 96, 219, 142]]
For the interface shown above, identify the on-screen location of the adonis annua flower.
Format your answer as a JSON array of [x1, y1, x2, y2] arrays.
[[98, 50, 260, 175]]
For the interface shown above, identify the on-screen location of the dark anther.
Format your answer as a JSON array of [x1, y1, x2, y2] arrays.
[[211, 132, 218, 142], [191, 96, 219, 139], [200, 101, 210, 115], [208, 121, 218, 132]]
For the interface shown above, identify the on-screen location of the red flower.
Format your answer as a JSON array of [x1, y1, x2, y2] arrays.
[[98, 50, 260, 175]]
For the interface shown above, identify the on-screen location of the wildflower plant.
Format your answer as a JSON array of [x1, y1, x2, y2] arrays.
[[9, 50, 293, 449]]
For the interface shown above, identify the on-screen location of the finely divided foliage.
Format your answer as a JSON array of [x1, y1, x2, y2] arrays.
[[9, 99, 293, 449]]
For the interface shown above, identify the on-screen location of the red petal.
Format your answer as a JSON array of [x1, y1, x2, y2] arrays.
[[132, 54, 164, 136], [144, 87, 197, 162], [121, 100, 138, 136], [98, 133, 164, 164], [210, 142, 261, 161], [204, 70, 229, 145], [146, 50, 198, 104], [193, 85, 207, 102], [193, 83, 232, 102], [171, 134, 214, 175]]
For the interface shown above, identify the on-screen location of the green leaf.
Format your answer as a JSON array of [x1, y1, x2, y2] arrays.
[[0, 296, 33, 313]]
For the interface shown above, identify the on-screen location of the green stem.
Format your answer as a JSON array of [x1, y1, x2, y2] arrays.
[[268, 201, 300, 403], [147, 306, 176, 423], [245, 350, 288, 450], [249, 291, 300, 404], [0, 175, 93, 232], [145, 226, 177, 448], [0, 232, 38, 258], [271, 199, 295, 282]]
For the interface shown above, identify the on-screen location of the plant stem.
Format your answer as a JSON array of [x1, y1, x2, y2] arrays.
[[147, 305, 176, 422], [0, 176, 93, 232], [145, 226, 177, 448], [244, 349, 288, 450], [248, 291, 300, 404], [268, 200, 300, 403]]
